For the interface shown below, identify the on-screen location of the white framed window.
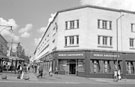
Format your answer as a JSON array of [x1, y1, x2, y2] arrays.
[[131, 23, 135, 32], [98, 19, 112, 30], [129, 38, 135, 48], [65, 35, 79, 47], [98, 35, 112, 47], [65, 19, 79, 30]]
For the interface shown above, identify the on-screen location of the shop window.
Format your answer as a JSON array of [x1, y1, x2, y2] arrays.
[[92, 60, 100, 73], [77, 59, 84, 72], [59, 60, 67, 71], [104, 61, 109, 73], [90, 60, 114, 74], [126, 61, 134, 74]]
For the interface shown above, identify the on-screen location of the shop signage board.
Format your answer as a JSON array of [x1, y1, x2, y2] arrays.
[[58, 53, 84, 57], [90, 52, 121, 60], [93, 54, 120, 58], [57, 52, 85, 59]]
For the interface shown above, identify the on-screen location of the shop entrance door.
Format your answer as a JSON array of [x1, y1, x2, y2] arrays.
[[69, 60, 76, 74]]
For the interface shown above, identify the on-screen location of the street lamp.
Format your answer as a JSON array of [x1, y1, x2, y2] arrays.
[[116, 14, 124, 70]]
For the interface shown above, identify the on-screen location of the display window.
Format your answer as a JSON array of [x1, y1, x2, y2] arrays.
[[126, 61, 134, 74]]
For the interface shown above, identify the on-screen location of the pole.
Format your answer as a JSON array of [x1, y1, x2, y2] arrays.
[[115, 14, 124, 81], [116, 14, 124, 66]]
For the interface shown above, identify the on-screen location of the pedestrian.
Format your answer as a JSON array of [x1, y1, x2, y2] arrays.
[[17, 64, 22, 79], [49, 67, 53, 76], [118, 69, 121, 80], [37, 64, 43, 78], [20, 64, 25, 79], [114, 69, 118, 82], [55, 67, 58, 74]]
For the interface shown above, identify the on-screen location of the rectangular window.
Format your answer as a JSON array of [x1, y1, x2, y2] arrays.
[[130, 38, 134, 48], [65, 35, 79, 47], [131, 23, 135, 32], [65, 19, 79, 30], [65, 21, 68, 30], [76, 35, 79, 44], [70, 21, 74, 29], [98, 36, 100, 45], [98, 19, 112, 30], [69, 36, 74, 44], [103, 36, 107, 45], [98, 35, 112, 47], [110, 37, 112, 46], [65, 37, 67, 46]]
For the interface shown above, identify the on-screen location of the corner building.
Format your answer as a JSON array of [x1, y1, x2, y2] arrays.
[[34, 5, 135, 79]]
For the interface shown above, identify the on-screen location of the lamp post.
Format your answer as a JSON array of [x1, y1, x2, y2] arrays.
[[116, 14, 124, 71]]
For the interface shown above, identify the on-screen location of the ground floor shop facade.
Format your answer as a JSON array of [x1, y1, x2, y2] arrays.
[[41, 50, 135, 79]]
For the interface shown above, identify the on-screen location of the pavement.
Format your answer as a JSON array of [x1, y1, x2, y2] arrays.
[[0, 71, 135, 84]]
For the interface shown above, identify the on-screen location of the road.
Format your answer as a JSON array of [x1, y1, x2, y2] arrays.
[[0, 80, 134, 87]]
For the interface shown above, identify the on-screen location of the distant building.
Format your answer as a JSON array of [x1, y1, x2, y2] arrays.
[[16, 42, 23, 57], [0, 34, 8, 57], [34, 5, 135, 79], [0, 34, 8, 72]]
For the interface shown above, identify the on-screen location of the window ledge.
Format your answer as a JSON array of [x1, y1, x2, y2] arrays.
[[129, 48, 135, 50], [98, 45, 113, 48], [64, 45, 79, 48]]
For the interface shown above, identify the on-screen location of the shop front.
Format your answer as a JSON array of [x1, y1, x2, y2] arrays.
[[88, 51, 122, 78], [42, 50, 135, 79], [56, 51, 85, 76], [123, 53, 135, 79]]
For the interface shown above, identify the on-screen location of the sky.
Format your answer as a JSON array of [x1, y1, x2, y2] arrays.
[[0, 0, 135, 56]]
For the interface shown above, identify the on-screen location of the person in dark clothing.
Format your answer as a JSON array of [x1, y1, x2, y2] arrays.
[[37, 65, 43, 78]]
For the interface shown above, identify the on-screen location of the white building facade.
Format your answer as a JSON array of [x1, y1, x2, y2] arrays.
[[34, 5, 135, 78]]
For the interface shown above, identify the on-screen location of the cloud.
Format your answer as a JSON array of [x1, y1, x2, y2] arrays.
[[2, 31, 20, 42], [13, 35, 20, 41], [20, 32, 30, 38], [80, 0, 135, 11], [38, 27, 47, 33], [19, 24, 33, 33], [34, 38, 41, 46], [0, 18, 18, 29]]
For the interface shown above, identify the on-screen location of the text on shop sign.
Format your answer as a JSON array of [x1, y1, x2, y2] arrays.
[[93, 54, 120, 57], [58, 53, 84, 57]]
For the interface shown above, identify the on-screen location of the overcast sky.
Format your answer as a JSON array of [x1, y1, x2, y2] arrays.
[[0, 0, 135, 56]]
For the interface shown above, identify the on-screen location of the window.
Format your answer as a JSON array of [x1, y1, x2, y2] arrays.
[[103, 36, 108, 45], [65, 35, 79, 47], [98, 19, 112, 30], [131, 23, 135, 32], [65, 19, 79, 30], [129, 38, 135, 48], [98, 35, 112, 47]]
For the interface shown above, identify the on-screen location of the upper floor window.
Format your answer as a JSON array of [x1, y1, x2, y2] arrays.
[[98, 19, 112, 30], [129, 38, 135, 48], [65, 35, 79, 47], [131, 23, 135, 32], [65, 19, 79, 30], [98, 35, 112, 47]]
